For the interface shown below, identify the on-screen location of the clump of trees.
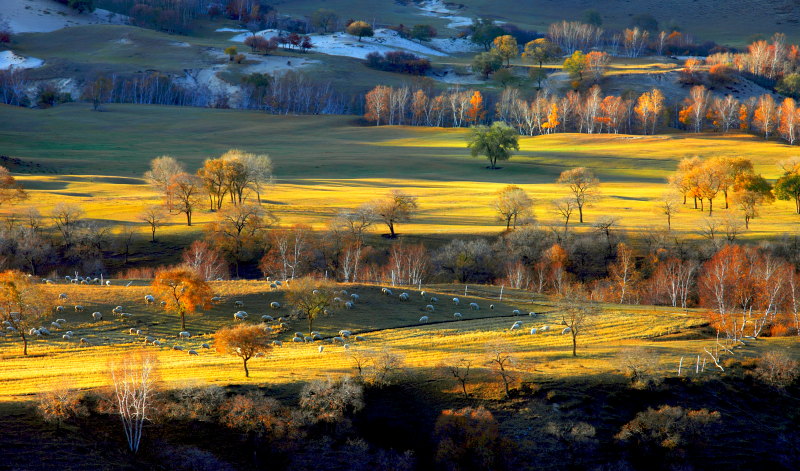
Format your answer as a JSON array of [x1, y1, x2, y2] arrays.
[[365, 51, 432, 75]]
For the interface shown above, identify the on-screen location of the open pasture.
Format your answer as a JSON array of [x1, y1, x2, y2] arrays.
[[0, 280, 714, 401], [2, 103, 800, 241]]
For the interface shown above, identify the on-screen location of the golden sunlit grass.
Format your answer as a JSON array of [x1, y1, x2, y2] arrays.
[[0, 280, 774, 402]]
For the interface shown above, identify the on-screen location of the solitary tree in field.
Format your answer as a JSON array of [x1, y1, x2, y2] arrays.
[[442, 357, 473, 399], [775, 158, 800, 214], [732, 174, 774, 229], [167, 173, 205, 226], [467, 121, 519, 170], [557, 167, 600, 223], [144, 155, 185, 207], [0, 166, 27, 206], [485, 342, 517, 397], [215, 323, 273, 377], [138, 205, 167, 242], [658, 194, 680, 230], [0, 270, 48, 356], [224, 46, 238, 61], [492, 35, 519, 67], [372, 190, 418, 238], [553, 198, 576, 236], [152, 268, 212, 330], [558, 288, 599, 357], [82, 75, 113, 111], [493, 185, 534, 230], [284, 277, 336, 334], [346, 21, 374, 41], [109, 352, 158, 454]]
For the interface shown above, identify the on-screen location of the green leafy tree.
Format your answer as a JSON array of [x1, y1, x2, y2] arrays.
[[346, 21, 374, 41], [311, 9, 338, 33], [775, 173, 800, 214], [224, 46, 238, 61], [472, 51, 502, 79], [583, 9, 603, 26], [777, 73, 800, 98], [467, 122, 520, 170], [470, 18, 504, 51], [523, 38, 561, 88]]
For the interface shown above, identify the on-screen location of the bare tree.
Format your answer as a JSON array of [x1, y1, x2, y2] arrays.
[[553, 198, 576, 236], [485, 342, 517, 397], [442, 357, 473, 399], [372, 190, 418, 238], [109, 352, 158, 454], [331, 203, 376, 243], [658, 193, 680, 230], [144, 156, 185, 206], [50, 203, 84, 246], [493, 185, 535, 230], [166, 173, 205, 226], [558, 288, 599, 357], [284, 277, 336, 334], [138, 205, 167, 242], [557, 167, 600, 223]]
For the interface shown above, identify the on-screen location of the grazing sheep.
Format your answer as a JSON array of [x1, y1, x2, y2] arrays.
[[144, 295, 155, 304], [490, 304, 495, 310], [105, 281, 111, 286], [280, 322, 289, 329], [173, 345, 184, 351], [234, 301, 244, 308], [399, 293, 409, 301], [312, 334, 323, 341], [295, 331, 304, 338], [201, 343, 210, 349], [530, 328, 538, 335], [112, 306, 123, 314], [29, 328, 40, 336], [160, 301, 167, 307], [254, 352, 265, 358], [74, 305, 84, 312], [318, 346, 324, 353], [382, 288, 393, 296], [55, 306, 65, 313], [562, 327, 572, 335], [79, 338, 89, 345], [129, 328, 137, 335], [350, 293, 359, 302], [188, 350, 199, 356], [51, 322, 61, 329], [339, 330, 352, 337], [454, 312, 463, 319], [419, 316, 429, 323], [233, 311, 247, 321], [65, 331, 73, 336], [144, 336, 155, 344], [272, 340, 282, 347], [343, 343, 350, 350], [345, 301, 353, 309], [425, 304, 435, 312], [56, 319, 66, 324], [420, 291, 426, 297], [262, 315, 274, 322], [340, 289, 348, 296], [292, 336, 304, 343], [6, 326, 16, 333], [270, 302, 281, 309], [91, 312, 102, 321], [304, 336, 313, 343], [512, 309, 521, 315], [355, 335, 365, 341], [510, 324, 521, 331], [38, 327, 51, 335], [120, 313, 132, 318], [62, 334, 72, 340], [469, 302, 479, 311], [211, 296, 222, 303], [270, 283, 278, 289], [528, 312, 537, 317], [332, 336, 344, 343], [430, 297, 439, 303], [274, 280, 282, 286], [152, 340, 162, 347], [452, 297, 460, 305], [540, 325, 550, 332], [135, 329, 142, 335], [312, 289, 320, 296], [58, 293, 68, 300], [179, 331, 191, 338], [333, 297, 342, 304]]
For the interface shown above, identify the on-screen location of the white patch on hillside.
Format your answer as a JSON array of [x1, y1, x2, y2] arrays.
[[415, 0, 473, 29], [2, 0, 128, 34], [215, 27, 249, 33], [231, 28, 448, 59], [429, 37, 480, 53], [0, 50, 44, 70]]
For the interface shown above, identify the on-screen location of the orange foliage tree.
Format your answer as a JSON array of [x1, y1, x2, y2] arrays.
[[434, 406, 508, 470], [364, 85, 391, 125], [465, 91, 485, 124], [0, 270, 48, 355], [152, 268, 213, 330], [215, 323, 274, 377]]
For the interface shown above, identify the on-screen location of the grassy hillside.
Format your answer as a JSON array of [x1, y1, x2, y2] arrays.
[[0, 281, 716, 401], [2, 103, 800, 239]]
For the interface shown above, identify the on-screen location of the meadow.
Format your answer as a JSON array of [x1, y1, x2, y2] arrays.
[[2, 102, 800, 245]]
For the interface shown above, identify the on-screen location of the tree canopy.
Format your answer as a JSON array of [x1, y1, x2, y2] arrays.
[[466, 122, 520, 170]]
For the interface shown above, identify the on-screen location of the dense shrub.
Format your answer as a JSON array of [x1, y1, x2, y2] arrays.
[[434, 406, 510, 471], [365, 51, 431, 75], [754, 351, 799, 389]]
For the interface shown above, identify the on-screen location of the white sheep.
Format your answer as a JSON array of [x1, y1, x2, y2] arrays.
[[74, 305, 84, 312], [201, 343, 210, 349], [512, 309, 521, 315], [562, 327, 572, 335], [51, 322, 61, 329], [160, 301, 167, 307], [234, 311, 247, 321], [188, 350, 199, 356], [38, 327, 51, 335], [234, 301, 244, 308], [489, 304, 495, 310], [58, 293, 68, 300], [382, 288, 393, 296], [452, 297, 460, 305], [528, 312, 537, 317], [332, 336, 344, 343], [304, 336, 313, 343], [419, 316, 429, 323], [275, 281, 282, 286], [294, 331, 304, 338], [120, 313, 132, 318], [425, 304, 435, 312], [91, 312, 102, 321], [55, 306, 65, 312], [399, 293, 409, 301], [29, 328, 40, 336], [112, 306, 123, 314], [292, 336, 303, 343], [270, 302, 281, 309], [318, 345, 324, 353], [105, 281, 111, 286], [333, 297, 342, 304], [345, 301, 353, 309], [312, 334, 323, 341], [430, 297, 439, 303], [56, 318, 66, 324], [510, 323, 521, 331], [350, 293, 359, 301], [454, 312, 463, 319], [540, 325, 550, 332], [530, 328, 538, 335], [144, 336, 155, 344], [173, 345, 184, 351], [79, 338, 89, 345], [144, 295, 155, 304], [153, 340, 162, 347], [312, 289, 320, 296], [62, 334, 72, 340], [343, 343, 350, 350], [469, 302, 479, 311], [211, 296, 222, 303], [272, 340, 282, 347], [262, 315, 274, 322], [270, 283, 278, 289], [340, 289, 348, 296], [179, 331, 191, 338], [420, 291, 426, 297], [339, 330, 352, 337], [355, 335, 365, 341]]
